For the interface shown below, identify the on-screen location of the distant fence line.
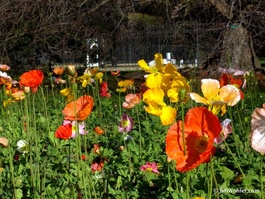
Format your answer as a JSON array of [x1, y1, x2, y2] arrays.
[[84, 22, 225, 68], [34, 22, 225, 69]]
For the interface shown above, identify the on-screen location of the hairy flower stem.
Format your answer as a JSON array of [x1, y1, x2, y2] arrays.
[[209, 155, 219, 199], [24, 96, 36, 192]]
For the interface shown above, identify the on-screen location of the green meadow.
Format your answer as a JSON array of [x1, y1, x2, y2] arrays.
[[0, 61, 264, 199]]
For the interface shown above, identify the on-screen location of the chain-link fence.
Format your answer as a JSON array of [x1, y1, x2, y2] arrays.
[[87, 22, 226, 68]]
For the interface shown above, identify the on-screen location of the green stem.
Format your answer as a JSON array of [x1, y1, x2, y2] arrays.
[[24, 96, 35, 191], [223, 140, 245, 176], [210, 155, 219, 199]]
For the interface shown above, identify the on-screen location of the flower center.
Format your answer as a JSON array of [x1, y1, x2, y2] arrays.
[[194, 136, 209, 153], [122, 120, 129, 127]]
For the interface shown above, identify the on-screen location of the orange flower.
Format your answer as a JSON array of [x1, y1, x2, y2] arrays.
[[19, 70, 44, 88], [52, 67, 65, 75], [94, 126, 104, 135], [62, 95, 94, 121], [166, 107, 222, 172], [55, 123, 72, 140]]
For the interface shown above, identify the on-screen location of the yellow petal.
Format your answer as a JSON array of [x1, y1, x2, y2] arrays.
[[143, 88, 165, 105], [82, 80, 88, 88], [60, 88, 72, 96], [190, 93, 208, 105], [160, 106, 177, 125], [144, 104, 162, 116], [154, 53, 163, 71], [138, 60, 153, 73], [146, 73, 163, 88], [167, 88, 179, 103], [201, 79, 219, 100]]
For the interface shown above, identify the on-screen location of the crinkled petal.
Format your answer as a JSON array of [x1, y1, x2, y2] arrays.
[[145, 73, 163, 88], [251, 128, 265, 154], [160, 106, 177, 125], [219, 85, 240, 106]]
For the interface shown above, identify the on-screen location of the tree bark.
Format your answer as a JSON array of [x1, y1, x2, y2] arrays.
[[208, 0, 261, 70], [220, 24, 261, 70]]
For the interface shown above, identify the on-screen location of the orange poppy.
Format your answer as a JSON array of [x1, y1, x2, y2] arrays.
[[94, 126, 104, 135], [166, 107, 222, 172], [62, 95, 94, 121], [52, 67, 65, 75], [19, 70, 44, 88]]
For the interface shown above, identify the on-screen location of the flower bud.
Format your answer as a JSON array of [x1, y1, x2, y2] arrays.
[[23, 86, 31, 94], [66, 65, 77, 77]]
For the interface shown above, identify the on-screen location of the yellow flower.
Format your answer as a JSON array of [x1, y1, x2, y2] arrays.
[[138, 53, 165, 88], [60, 88, 74, 103], [190, 79, 240, 115], [167, 76, 190, 103], [117, 79, 134, 92], [94, 72, 104, 83], [3, 98, 13, 108], [78, 74, 93, 87], [143, 88, 176, 125], [11, 90, 26, 101]]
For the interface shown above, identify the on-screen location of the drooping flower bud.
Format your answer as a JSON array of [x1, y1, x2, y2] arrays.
[[66, 65, 77, 77], [23, 86, 31, 94]]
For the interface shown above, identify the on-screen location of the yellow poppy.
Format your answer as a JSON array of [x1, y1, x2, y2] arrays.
[[117, 79, 134, 92], [167, 76, 190, 103], [60, 88, 74, 103], [143, 88, 176, 125], [94, 72, 104, 83], [138, 53, 165, 88]]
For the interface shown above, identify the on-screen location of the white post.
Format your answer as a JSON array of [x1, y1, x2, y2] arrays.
[[166, 52, 171, 63]]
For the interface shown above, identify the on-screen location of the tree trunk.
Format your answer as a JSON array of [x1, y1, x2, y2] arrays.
[[220, 24, 261, 70], [208, 0, 261, 70]]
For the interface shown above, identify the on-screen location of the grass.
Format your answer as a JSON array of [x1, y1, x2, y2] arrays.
[[0, 66, 264, 199]]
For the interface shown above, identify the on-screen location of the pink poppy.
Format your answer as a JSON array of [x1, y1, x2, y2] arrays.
[[118, 113, 134, 133], [140, 162, 160, 174], [251, 104, 265, 154], [122, 93, 141, 109], [214, 119, 232, 144]]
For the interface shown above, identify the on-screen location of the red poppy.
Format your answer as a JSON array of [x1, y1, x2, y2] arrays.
[[62, 95, 94, 121], [166, 107, 222, 172], [55, 123, 72, 140], [220, 73, 244, 99], [19, 70, 44, 89], [81, 154, 86, 161], [100, 82, 111, 98]]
